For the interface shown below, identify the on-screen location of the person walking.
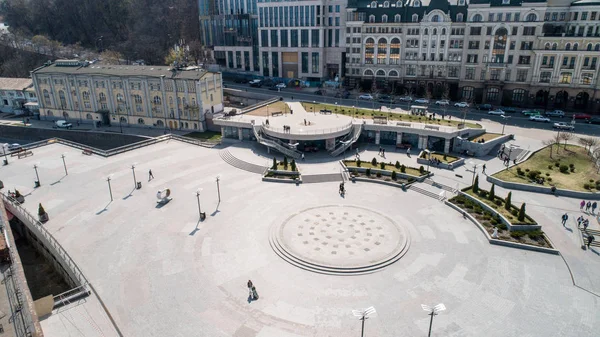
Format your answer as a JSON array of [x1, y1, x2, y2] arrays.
[[378, 147, 382, 155], [382, 148, 385, 157], [301, 153, 305, 161], [561, 213, 568, 226], [587, 235, 595, 248], [586, 201, 592, 212], [580, 200, 586, 210], [482, 164, 486, 174], [577, 216, 584, 227], [251, 286, 259, 300], [148, 169, 154, 181], [247, 280, 253, 299], [593, 202, 598, 214], [583, 219, 590, 230]]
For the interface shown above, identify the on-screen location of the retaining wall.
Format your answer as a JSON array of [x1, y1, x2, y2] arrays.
[[342, 162, 429, 182], [487, 175, 600, 200], [416, 152, 465, 170], [454, 133, 513, 156]]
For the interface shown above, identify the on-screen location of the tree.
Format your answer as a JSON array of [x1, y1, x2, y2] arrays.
[[578, 136, 599, 154], [473, 175, 479, 193], [395, 161, 400, 169], [505, 192, 512, 211], [38, 203, 46, 216], [542, 139, 555, 159], [272, 157, 277, 170], [290, 159, 296, 172], [283, 156, 288, 168], [518, 203, 526, 221], [371, 157, 377, 166], [559, 132, 573, 149], [489, 183, 495, 200], [164, 47, 186, 66], [100, 50, 123, 65]]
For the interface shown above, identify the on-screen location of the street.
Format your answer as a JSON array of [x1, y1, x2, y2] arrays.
[[224, 81, 600, 137]]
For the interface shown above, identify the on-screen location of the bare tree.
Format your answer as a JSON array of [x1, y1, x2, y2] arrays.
[[542, 139, 555, 159], [559, 132, 573, 149], [100, 50, 123, 65], [578, 136, 599, 154]]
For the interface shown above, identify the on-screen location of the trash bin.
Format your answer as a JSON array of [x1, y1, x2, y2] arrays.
[[137, 181, 142, 189], [2, 159, 7, 166], [200, 212, 206, 221], [34, 181, 40, 188]]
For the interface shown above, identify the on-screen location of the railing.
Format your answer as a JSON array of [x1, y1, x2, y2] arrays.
[[253, 125, 302, 159], [241, 96, 280, 114], [330, 124, 362, 157], [53, 284, 90, 308], [262, 121, 353, 136]]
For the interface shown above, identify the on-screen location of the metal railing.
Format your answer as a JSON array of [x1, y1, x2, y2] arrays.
[[252, 125, 302, 159], [331, 124, 362, 157], [2, 246, 37, 337], [262, 120, 353, 135]]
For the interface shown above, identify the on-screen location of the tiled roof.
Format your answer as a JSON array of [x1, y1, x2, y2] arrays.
[[0, 77, 33, 91], [32, 62, 215, 80]]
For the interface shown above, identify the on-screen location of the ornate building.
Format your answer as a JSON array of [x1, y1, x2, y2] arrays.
[[31, 60, 224, 131]]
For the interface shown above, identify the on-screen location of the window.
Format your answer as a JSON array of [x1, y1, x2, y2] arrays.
[[486, 87, 499, 101], [487, 27, 493, 35], [516, 69, 528, 82], [468, 41, 480, 49], [369, 15, 375, 23], [43, 89, 51, 105], [370, 1, 377, 7], [512, 89, 525, 102], [552, 43, 557, 50], [382, 14, 388, 23], [462, 86, 474, 100], [395, 14, 401, 22], [470, 27, 482, 35], [582, 12, 588, 20], [582, 73, 593, 85], [311, 29, 319, 47], [523, 27, 536, 35], [58, 90, 66, 108], [545, 43, 551, 50], [335, 5, 340, 12], [518, 56, 530, 64], [545, 13, 550, 21], [565, 43, 571, 50], [472, 14, 482, 22], [480, 69, 487, 80], [465, 68, 475, 79], [559, 12, 565, 20], [432, 15, 440, 22], [414, 0, 420, 6], [596, 44, 600, 51], [505, 69, 511, 81], [312, 52, 319, 73], [552, 12, 558, 21], [456, 13, 464, 22], [506, 13, 512, 21], [488, 13, 494, 22], [502, 0, 509, 3], [396, 1, 402, 7], [573, 43, 578, 51], [384, 1, 389, 7], [514, 13, 520, 21], [560, 72, 572, 84], [412, 14, 418, 22], [540, 72, 551, 83], [301, 29, 309, 47], [592, 12, 597, 20]]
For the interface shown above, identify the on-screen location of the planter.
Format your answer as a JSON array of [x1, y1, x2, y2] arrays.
[[39, 212, 49, 223], [16, 195, 25, 204], [417, 151, 465, 170]]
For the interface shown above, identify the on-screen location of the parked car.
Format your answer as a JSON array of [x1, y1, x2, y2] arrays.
[[378, 94, 394, 103], [55, 120, 73, 129], [314, 90, 324, 95], [529, 115, 551, 122], [359, 94, 374, 100], [502, 107, 518, 113], [553, 122, 574, 130], [249, 79, 262, 87], [335, 91, 350, 99], [414, 98, 429, 104], [398, 96, 413, 102], [587, 117, 600, 125], [267, 86, 280, 91], [477, 104, 493, 110], [573, 113, 592, 120], [545, 110, 565, 117], [488, 109, 505, 115], [521, 109, 541, 116], [7, 143, 21, 152], [454, 102, 469, 108], [435, 99, 450, 106], [275, 83, 286, 89]]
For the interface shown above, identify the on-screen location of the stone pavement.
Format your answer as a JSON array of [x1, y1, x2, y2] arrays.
[[0, 136, 599, 336]]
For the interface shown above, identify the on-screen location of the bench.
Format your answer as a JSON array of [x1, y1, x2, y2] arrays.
[[271, 111, 283, 117], [82, 149, 93, 156], [396, 143, 411, 149], [319, 109, 332, 115], [17, 151, 33, 159]]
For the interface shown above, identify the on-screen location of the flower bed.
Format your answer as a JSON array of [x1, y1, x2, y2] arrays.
[[343, 159, 429, 181], [263, 170, 301, 183], [417, 151, 465, 170]]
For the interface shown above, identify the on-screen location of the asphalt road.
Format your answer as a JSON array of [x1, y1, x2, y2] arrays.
[[225, 82, 600, 137]]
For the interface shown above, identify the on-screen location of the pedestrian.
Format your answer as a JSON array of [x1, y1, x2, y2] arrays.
[[378, 147, 382, 155], [148, 169, 154, 181], [586, 201, 592, 212], [247, 280, 253, 298], [587, 235, 595, 248], [407, 147, 411, 157], [251, 286, 259, 300], [482, 164, 486, 173], [382, 148, 385, 157], [301, 153, 305, 161], [561, 213, 568, 226], [580, 200, 586, 210], [577, 215, 584, 227], [593, 202, 598, 214], [583, 219, 589, 230], [304, 119, 307, 126], [513, 159, 517, 165]]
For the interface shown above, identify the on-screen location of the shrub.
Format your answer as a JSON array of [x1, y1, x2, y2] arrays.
[[584, 183, 591, 190], [545, 173, 550, 177], [419, 165, 425, 174], [505, 192, 512, 211], [400, 164, 406, 173], [511, 209, 518, 216], [525, 168, 530, 172], [518, 203, 526, 221], [489, 183, 495, 201], [510, 231, 526, 239], [380, 162, 386, 169], [356, 160, 361, 167], [479, 190, 488, 198], [554, 162, 560, 167], [443, 154, 448, 161], [38, 203, 46, 216], [498, 223, 508, 231], [283, 156, 288, 168], [483, 214, 491, 220], [590, 179, 595, 183], [395, 161, 400, 169], [291, 159, 297, 172], [547, 177, 552, 182], [527, 170, 540, 180], [376, 172, 382, 178], [528, 230, 544, 241], [391, 171, 397, 180], [517, 170, 525, 176], [464, 203, 474, 209], [272, 157, 277, 170], [371, 157, 378, 166], [366, 168, 371, 176], [559, 164, 569, 173], [570, 166, 575, 172], [569, 163, 574, 168], [548, 165, 553, 170], [495, 199, 503, 206], [473, 175, 479, 193]]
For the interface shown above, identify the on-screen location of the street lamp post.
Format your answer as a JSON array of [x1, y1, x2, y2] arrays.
[[196, 188, 205, 221], [61, 154, 68, 175], [131, 164, 137, 188], [313, 101, 316, 115], [421, 303, 446, 337], [425, 149, 431, 173], [216, 175, 221, 202], [352, 306, 376, 337], [2, 147, 8, 166], [106, 176, 113, 202], [33, 164, 41, 187], [468, 161, 478, 185], [501, 115, 510, 134]]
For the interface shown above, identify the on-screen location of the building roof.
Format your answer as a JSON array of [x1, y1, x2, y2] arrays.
[[0, 77, 33, 91], [349, 0, 467, 23], [571, 0, 600, 6], [32, 61, 216, 81]]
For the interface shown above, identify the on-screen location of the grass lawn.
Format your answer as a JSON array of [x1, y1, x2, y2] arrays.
[[344, 160, 426, 177], [493, 145, 600, 192], [245, 101, 288, 116], [468, 133, 503, 142], [301, 102, 481, 129], [420, 152, 459, 163], [463, 187, 537, 225], [272, 163, 298, 171], [183, 131, 222, 142]]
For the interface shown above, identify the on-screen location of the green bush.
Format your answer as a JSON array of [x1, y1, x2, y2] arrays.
[[554, 162, 560, 167], [511, 209, 518, 216], [380, 162, 386, 169], [356, 160, 361, 167], [479, 190, 488, 198], [366, 168, 371, 176], [545, 173, 550, 177], [38, 203, 46, 216], [400, 164, 406, 173], [498, 223, 508, 231], [505, 192, 512, 211], [483, 214, 491, 220], [290, 159, 297, 172], [547, 177, 552, 182], [590, 179, 595, 183], [489, 183, 495, 200], [525, 168, 530, 172], [391, 171, 397, 180], [465, 203, 474, 209], [395, 161, 401, 169], [473, 175, 479, 193], [584, 183, 591, 190], [548, 165, 553, 170], [517, 169, 525, 176], [510, 231, 526, 239], [272, 157, 277, 170], [490, 218, 499, 226], [518, 203, 526, 221], [570, 166, 575, 172], [495, 199, 503, 206], [528, 230, 544, 241], [283, 156, 288, 168], [376, 172, 382, 178], [569, 163, 574, 168], [371, 157, 377, 166], [527, 170, 540, 180], [559, 164, 569, 173], [419, 165, 425, 174]]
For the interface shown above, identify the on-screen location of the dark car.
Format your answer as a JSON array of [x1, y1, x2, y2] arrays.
[[573, 113, 592, 120], [335, 91, 350, 99], [587, 117, 600, 125], [477, 104, 493, 111], [378, 95, 394, 103], [314, 90, 324, 95], [267, 86, 280, 91]]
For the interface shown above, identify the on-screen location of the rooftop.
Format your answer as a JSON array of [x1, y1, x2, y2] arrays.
[[0, 77, 33, 91]]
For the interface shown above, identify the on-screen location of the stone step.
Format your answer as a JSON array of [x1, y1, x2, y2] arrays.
[[219, 149, 267, 174], [408, 185, 443, 200], [302, 173, 343, 184]]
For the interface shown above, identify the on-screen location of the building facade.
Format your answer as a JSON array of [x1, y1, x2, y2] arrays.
[[31, 60, 223, 131], [0, 77, 37, 114]]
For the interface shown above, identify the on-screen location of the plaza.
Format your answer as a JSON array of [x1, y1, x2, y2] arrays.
[[1, 118, 600, 336]]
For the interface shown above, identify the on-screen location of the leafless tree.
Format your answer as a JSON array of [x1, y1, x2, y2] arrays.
[[559, 131, 573, 150], [542, 139, 556, 159], [578, 136, 599, 154]]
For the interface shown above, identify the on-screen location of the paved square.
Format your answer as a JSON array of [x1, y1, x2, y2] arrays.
[[1, 140, 599, 336]]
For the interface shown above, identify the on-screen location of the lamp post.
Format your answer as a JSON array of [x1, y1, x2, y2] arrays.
[[425, 149, 432, 173], [2, 147, 8, 166], [352, 105, 355, 120], [352, 306, 376, 337], [131, 164, 137, 188], [421, 303, 446, 337], [196, 188, 204, 220], [501, 115, 510, 134], [468, 161, 478, 185], [335, 102, 338, 115], [106, 176, 113, 202], [61, 154, 68, 175], [313, 100, 316, 115], [216, 175, 221, 202], [33, 164, 41, 187]]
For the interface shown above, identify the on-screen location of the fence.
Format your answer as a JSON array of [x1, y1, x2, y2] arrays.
[[262, 121, 353, 136]]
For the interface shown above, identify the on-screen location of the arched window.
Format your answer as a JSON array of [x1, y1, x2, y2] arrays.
[[86, 113, 92, 119], [486, 87, 500, 102], [47, 110, 54, 117], [573, 43, 578, 51], [512, 89, 525, 102], [456, 13, 464, 22], [414, 0, 420, 6], [412, 14, 419, 22], [383, 1, 389, 7], [191, 98, 196, 106], [382, 14, 388, 23], [389, 70, 399, 77], [376, 69, 386, 77], [369, 15, 375, 23], [433, 28, 437, 35], [364, 69, 374, 76], [156, 120, 164, 127], [526, 13, 537, 22], [432, 15, 440, 22], [153, 96, 161, 104], [137, 118, 145, 125], [62, 111, 69, 119], [565, 43, 571, 50], [424, 28, 429, 35], [396, 1, 402, 7], [395, 14, 401, 22], [43, 89, 51, 105], [116, 93, 124, 102], [58, 90, 66, 108], [545, 43, 551, 50], [596, 44, 600, 51], [99, 92, 106, 101], [119, 116, 127, 123], [371, 1, 377, 8], [552, 43, 557, 50], [472, 14, 483, 22], [442, 28, 446, 35]]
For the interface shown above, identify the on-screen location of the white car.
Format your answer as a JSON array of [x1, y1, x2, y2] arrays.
[[553, 122, 574, 130], [454, 102, 469, 108], [6, 143, 22, 152], [275, 83, 286, 88], [55, 120, 73, 129], [435, 99, 450, 106], [359, 94, 374, 100], [529, 115, 551, 122], [414, 98, 429, 104], [488, 109, 505, 116], [546, 110, 565, 117], [398, 96, 413, 102]]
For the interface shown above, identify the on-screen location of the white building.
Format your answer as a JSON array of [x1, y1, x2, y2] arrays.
[[0, 78, 37, 115]]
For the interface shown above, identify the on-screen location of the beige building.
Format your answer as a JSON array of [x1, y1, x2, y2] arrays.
[[31, 60, 224, 131]]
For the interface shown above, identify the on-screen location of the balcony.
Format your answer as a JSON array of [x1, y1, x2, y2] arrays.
[[541, 64, 554, 68], [561, 65, 575, 69], [583, 65, 597, 70]]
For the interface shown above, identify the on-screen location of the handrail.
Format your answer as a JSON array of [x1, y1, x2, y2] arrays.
[[331, 124, 362, 157], [262, 121, 353, 135], [253, 125, 302, 159]]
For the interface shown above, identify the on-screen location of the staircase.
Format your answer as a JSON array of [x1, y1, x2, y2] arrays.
[[252, 125, 302, 159], [330, 124, 362, 157], [407, 184, 446, 201], [219, 149, 269, 174]]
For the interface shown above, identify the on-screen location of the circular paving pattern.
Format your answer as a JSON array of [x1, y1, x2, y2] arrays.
[[270, 205, 410, 274]]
